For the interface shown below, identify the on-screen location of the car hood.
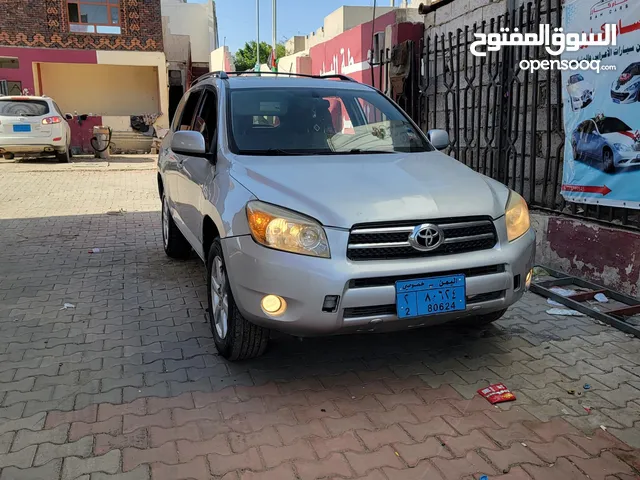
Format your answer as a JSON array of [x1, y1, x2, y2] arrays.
[[567, 82, 592, 95], [601, 131, 637, 145], [230, 151, 510, 228]]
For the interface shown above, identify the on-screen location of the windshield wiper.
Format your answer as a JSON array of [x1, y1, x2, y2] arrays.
[[348, 149, 394, 154]]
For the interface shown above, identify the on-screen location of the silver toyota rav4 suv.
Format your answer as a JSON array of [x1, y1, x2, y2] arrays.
[[158, 72, 535, 360]]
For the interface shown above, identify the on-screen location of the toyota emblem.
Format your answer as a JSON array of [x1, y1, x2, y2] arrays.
[[408, 224, 444, 252]]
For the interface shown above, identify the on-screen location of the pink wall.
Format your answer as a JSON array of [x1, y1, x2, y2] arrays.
[[0, 47, 96, 93], [0, 47, 100, 152], [310, 10, 397, 83]]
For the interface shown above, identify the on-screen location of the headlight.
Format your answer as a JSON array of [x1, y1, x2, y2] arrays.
[[625, 81, 640, 92], [505, 191, 530, 242], [614, 142, 631, 151], [246, 201, 330, 258]]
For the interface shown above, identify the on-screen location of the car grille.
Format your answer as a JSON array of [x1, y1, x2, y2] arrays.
[[611, 91, 629, 101], [347, 217, 498, 261], [343, 290, 505, 318]]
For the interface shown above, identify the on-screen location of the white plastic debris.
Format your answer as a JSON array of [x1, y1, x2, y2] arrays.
[[60, 303, 75, 310], [547, 298, 564, 307], [521, 442, 527, 447], [600, 425, 607, 431], [549, 287, 576, 297], [594, 293, 609, 303], [88, 248, 101, 253], [546, 308, 585, 317]]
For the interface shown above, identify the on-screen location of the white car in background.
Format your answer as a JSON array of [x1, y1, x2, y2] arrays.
[[611, 62, 640, 104], [0, 95, 72, 162], [566, 73, 594, 111]]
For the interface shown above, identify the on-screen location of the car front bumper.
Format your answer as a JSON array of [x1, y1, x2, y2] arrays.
[[222, 224, 536, 336], [615, 149, 640, 167]]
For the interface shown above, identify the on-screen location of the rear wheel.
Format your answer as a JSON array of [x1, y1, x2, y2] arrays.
[[161, 194, 191, 259], [208, 239, 269, 360], [56, 149, 70, 163], [3, 153, 14, 160]]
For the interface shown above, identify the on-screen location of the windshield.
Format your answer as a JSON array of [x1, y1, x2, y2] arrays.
[[0, 99, 49, 116], [622, 63, 640, 76], [596, 117, 632, 134], [228, 86, 433, 155], [569, 74, 584, 84]]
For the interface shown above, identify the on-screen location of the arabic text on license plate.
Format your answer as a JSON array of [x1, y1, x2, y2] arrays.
[[13, 124, 31, 133], [395, 274, 466, 319]]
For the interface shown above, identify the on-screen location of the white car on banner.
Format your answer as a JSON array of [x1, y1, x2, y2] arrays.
[[610, 62, 640, 104], [571, 115, 640, 172], [566, 73, 594, 111]]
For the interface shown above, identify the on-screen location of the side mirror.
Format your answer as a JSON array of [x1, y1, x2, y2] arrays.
[[171, 131, 207, 156], [65, 113, 73, 120], [427, 129, 449, 150]]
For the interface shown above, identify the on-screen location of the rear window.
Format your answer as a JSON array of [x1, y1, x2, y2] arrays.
[[0, 99, 50, 116]]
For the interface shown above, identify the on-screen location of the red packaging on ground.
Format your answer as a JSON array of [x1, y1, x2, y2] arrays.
[[477, 383, 516, 404]]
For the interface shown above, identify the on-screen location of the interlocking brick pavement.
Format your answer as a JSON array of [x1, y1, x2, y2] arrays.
[[0, 159, 639, 479]]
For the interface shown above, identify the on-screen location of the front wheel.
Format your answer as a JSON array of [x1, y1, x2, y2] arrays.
[[208, 240, 269, 360], [603, 148, 615, 173], [3, 153, 14, 160]]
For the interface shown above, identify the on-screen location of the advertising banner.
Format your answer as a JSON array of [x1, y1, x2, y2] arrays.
[[561, 0, 640, 209]]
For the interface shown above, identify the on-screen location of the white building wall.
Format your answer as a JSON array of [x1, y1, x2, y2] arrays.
[[162, 0, 219, 65]]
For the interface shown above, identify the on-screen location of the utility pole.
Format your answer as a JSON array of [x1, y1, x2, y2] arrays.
[[255, 0, 261, 72], [272, 0, 277, 71]]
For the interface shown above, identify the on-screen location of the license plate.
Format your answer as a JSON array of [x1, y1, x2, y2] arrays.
[[396, 274, 466, 319], [13, 124, 31, 133], [613, 99, 621, 104]]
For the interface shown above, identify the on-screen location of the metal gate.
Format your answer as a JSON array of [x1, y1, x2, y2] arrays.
[[394, 0, 640, 231]]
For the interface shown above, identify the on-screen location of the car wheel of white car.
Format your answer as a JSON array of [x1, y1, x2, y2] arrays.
[[602, 148, 615, 173], [56, 149, 70, 163], [207, 239, 269, 361], [161, 194, 191, 259]]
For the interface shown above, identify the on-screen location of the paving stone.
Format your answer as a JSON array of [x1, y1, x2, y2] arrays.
[[61, 450, 121, 480], [0, 412, 46, 435], [35, 436, 93, 466], [13, 424, 69, 452], [0, 444, 37, 468], [0, 458, 62, 480]]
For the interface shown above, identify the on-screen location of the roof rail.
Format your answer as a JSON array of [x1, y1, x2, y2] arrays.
[[191, 70, 229, 86], [226, 71, 357, 82]]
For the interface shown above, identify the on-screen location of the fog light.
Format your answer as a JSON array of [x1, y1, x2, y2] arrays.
[[322, 295, 340, 313], [261, 295, 287, 316], [525, 270, 533, 290]]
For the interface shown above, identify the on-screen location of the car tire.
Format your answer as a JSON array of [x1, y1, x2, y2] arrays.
[[56, 149, 70, 163], [161, 194, 191, 259], [207, 239, 269, 361], [602, 148, 615, 173], [3, 153, 14, 160]]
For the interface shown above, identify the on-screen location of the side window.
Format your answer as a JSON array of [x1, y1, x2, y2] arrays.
[[585, 122, 595, 134], [193, 89, 217, 152], [174, 91, 202, 132]]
